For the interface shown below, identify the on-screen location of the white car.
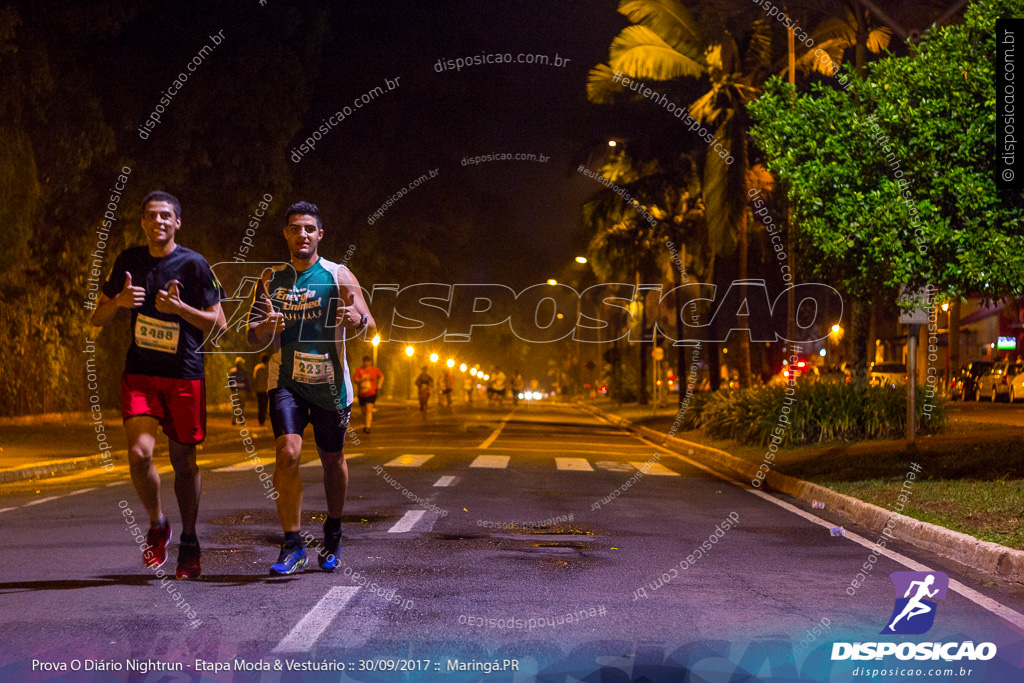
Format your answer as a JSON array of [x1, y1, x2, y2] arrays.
[[977, 360, 1020, 402], [1010, 362, 1024, 403], [869, 362, 907, 388]]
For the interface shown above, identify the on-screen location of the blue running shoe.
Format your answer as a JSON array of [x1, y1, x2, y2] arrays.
[[269, 544, 307, 575], [318, 525, 342, 572]]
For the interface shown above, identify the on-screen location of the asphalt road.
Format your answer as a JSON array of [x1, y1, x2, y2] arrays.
[[945, 399, 1024, 427], [2, 402, 1023, 682]]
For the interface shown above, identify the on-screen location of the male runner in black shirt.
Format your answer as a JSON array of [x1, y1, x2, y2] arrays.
[[92, 191, 226, 580]]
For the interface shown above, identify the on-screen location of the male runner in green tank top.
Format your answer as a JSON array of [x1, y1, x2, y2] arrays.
[[247, 201, 375, 574]]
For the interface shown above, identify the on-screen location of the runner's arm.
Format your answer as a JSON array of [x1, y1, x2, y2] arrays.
[[335, 267, 376, 337], [248, 270, 283, 346], [91, 293, 122, 327], [92, 269, 146, 327]]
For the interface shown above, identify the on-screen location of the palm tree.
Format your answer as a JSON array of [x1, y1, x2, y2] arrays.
[[580, 144, 706, 406], [588, 0, 768, 388]]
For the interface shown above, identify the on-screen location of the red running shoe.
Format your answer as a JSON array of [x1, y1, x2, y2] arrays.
[[144, 519, 171, 569]]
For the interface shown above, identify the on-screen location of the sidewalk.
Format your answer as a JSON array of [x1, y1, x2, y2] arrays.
[[582, 398, 1024, 585], [0, 399, 413, 484], [0, 407, 247, 484]]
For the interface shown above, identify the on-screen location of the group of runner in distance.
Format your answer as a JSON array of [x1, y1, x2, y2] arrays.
[[91, 191, 375, 579]]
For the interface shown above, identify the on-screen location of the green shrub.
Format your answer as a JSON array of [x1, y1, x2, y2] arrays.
[[696, 380, 946, 446]]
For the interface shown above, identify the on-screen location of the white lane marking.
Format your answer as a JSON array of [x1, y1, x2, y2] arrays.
[[434, 476, 457, 487], [556, 457, 594, 471], [478, 414, 513, 449], [23, 496, 61, 507], [469, 455, 510, 469], [630, 433, 1024, 632], [217, 454, 364, 472], [214, 462, 255, 473], [384, 454, 433, 468], [105, 481, 126, 487], [67, 487, 97, 496], [271, 586, 361, 653], [489, 438, 652, 450], [0, 507, 16, 514], [388, 510, 427, 533], [629, 461, 680, 477]]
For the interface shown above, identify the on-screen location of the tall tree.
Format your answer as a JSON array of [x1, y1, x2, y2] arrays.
[[749, 0, 1024, 376]]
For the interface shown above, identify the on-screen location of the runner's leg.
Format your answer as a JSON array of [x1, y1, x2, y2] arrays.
[[168, 440, 201, 536], [126, 416, 163, 525], [274, 434, 304, 532], [320, 448, 348, 519]]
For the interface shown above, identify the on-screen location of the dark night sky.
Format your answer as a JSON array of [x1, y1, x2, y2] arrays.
[[92, 0, 630, 287]]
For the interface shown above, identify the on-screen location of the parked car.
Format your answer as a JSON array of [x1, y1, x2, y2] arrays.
[[949, 361, 993, 401], [975, 360, 1021, 402], [768, 359, 819, 385], [869, 362, 907, 388], [1010, 362, 1024, 403]]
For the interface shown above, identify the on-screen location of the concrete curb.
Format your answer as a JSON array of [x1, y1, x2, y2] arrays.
[[0, 453, 126, 484], [581, 403, 1024, 586], [0, 428, 251, 485]]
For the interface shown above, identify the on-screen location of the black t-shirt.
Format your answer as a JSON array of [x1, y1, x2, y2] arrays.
[[102, 245, 225, 379]]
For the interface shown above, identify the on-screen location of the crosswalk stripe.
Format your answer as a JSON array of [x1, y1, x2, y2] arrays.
[[271, 586, 361, 653], [434, 476, 456, 487], [555, 457, 594, 471], [469, 455, 510, 469], [629, 461, 680, 477], [388, 510, 427, 533], [384, 454, 433, 468]]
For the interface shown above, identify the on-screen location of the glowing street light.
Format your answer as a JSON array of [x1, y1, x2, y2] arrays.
[[546, 278, 557, 286], [608, 140, 617, 147], [446, 358, 455, 368], [459, 363, 467, 372], [470, 368, 478, 376], [371, 334, 380, 366], [575, 256, 587, 264], [405, 346, 414, 357], [429, 352, 439, 363]]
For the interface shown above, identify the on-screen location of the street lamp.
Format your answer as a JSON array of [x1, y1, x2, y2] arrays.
[[371, 334, 380, 367], [446, 358, 455, 368], [546, 279, 557, 286], [459, 363, 467, 372], [575, 256, 587, 264], [429, 352, 439, 364]]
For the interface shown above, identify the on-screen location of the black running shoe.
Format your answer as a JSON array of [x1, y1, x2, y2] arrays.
[[176, 536, 201, 580], [318, 523, 342, 571]]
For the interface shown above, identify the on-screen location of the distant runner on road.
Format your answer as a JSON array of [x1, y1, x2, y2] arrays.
[[352, 355, 383, 434], [247, 201, 375, 575], [91, 190, 226, 580]]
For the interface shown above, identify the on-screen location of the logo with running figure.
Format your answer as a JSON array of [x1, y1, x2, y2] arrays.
[[881, 571, 949, 635]]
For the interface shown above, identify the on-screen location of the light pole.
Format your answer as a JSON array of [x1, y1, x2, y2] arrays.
[[405, 345, 414, 400], [371, 334, 380, 367]]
